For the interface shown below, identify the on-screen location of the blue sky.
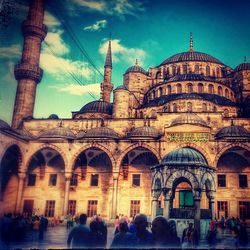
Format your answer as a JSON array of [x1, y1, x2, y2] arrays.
[[0, 0, 250, 124]]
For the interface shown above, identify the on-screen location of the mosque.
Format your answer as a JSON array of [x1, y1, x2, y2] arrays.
[[0, 0, 250, 234]]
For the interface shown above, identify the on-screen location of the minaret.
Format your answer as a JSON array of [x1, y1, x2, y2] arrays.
[[189, 32, 193, 52], [12, 0, 47, 129], [101, 37, 113, 103]]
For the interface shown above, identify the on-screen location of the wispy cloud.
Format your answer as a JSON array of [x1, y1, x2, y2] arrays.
[[69, 0, 145, 18], [49, 83, 100, 96], [84, 19, 107, 31], [0, 44, 21, 58], [99, 39, 146, 65], [44, 11, 61, 27]]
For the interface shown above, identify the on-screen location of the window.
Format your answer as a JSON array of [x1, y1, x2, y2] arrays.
[[68, 200, 76, 216], [208, 84, 214, 94], [217, 201, 228, 219], [70, 173, 78, 186], [167, 85, 171, 95], [218, 174, 226, 187], [218, 86, 223, 96], [90, 174, 99, 186], [239, 201, 250, 219], [206, 66, 210, 76], [172, 66, 176, 75], [159, 87, 163, 97], [225, 89, 229, 98], [195, 65, 199, 74], [187, 83, 193, 93], [132, 174, 140, 187], [49, 174, 57, 186], [172, 103, 177, 112], [216, 67, 220, 77], [223, 109, 229, 117], [176, 84, 182, 94], [23, 200, 34, 215], [183, 65, 188, 74], [45, 200, 55, 217], [202, 103, 207, 112], [130, 200, 140, 217], [87, 200, 97, 217], [27, 174, 36, 186], [187, 102, 192, 112], [179, 190, 194, 208], [239, 175, 248, 188], [198, 83, 204, 93]]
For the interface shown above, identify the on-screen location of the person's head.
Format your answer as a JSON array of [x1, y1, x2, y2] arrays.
[[134, 214, 148, 234], [119, 218, 129, 233], [152, 216, 169, 240], [79, 213, 87, 224], [168, 220, 177, 237], [188, 222, 193, 229]]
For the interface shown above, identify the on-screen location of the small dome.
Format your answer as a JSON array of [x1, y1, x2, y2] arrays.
[[125, 64, 147, 75], [0, 119, 11, 130], [14, 128, 34, 140], [115, 85, 129, 91], [39, 126, 75, 139], [215, 125, 250, 140], [170, 113, 208, 127], [234, 62, 250, 72], [78, 127, 119, 139], [162, 147, 208, 167], [127, 126, 162, 138], [48, 114, 59, 119], [79, 101, 113, 115], [160, 51, 223, 66]]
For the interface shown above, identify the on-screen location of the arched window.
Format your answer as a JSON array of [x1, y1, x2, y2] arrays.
[[208, 84, 214, 94], [198, 83, 204, 93], [216, 67, 220, 77], [166, 67, 169, 75], [183, 64, 188, 74], [202, 103, 207, 112], [177, 66, 181, 74], [172, 66, 176, 75], [225, 89, 229, 98], [187, 102, 192, 112], [167, 85, 172, 95], [152, 90, 156, 99], [163, 104, 170, 112], [195, 64, 199, 74], [212, 70, 215, 77], [150, 92, 154, 100], [187, 83, 193, 93], [218, 86, 223, 96], [172, 103, 177, 112], [213, 106, 217, 112], [176, 83, 182, 94], [224, 109, 229, 117], [206, 65, 210, 76], [158, 87, 163, 97]]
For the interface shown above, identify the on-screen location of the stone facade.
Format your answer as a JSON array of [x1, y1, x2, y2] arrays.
[[0, 0, 250, 224]]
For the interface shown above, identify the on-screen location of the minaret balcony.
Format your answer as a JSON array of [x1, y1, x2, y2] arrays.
[[22, 20, 47, 40], [14, 63, 43, 83]]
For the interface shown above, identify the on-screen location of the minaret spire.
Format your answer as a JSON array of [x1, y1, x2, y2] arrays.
[[12, 0, 47, 129], [244, 56, 247, 62], [189, 32, 193, 52], [101, 35, 113, 103]]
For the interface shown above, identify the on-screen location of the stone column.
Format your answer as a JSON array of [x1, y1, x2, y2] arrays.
[[111, 174, 118, 219], [15, 173, 26, 213], [151, 194, 159, 219], [62, 173, 71, 216], [163, 188, 171, 219], [209, 196, 215, 220], [194, 197, 201, 238]]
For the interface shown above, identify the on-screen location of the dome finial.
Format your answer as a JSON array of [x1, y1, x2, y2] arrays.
[[189, 32, 193, 52], [244, 56, 247, 62], [135, 59, 138, 65]]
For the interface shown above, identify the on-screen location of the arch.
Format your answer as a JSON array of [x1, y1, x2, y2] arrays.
[[176, 83, 182, 94], [152, 90, 156, 99], [223, 109, 229, 117], [152, 171, 164, 191], [225, 89, 229, 99], [216, 67, 220, 77], [206, 65, 210, 76], [187, 83, 193, 93], [195, 64, 199, 74], [172, 66, 176, 75], [200, 172, 216, 192], [159, 87, 163, 97], [213, 143, 250, 167], [198, 83, 204, 93], [208, 84, 214, 94], [167, 85, 172, 95], [71, 143, 116, 172], [165, 170, 199, 190], [187, 102, 192, 112], [183, 64, 188, 74], [117, 143, 160, 169], [0, 141, 24, 162], [172, 103, 177, 112], [218, 86, 223, 96], [202, 103, 207, 112]]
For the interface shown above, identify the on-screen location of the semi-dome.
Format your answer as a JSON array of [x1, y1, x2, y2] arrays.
[[160, 51, 224, 66], [0, 119, 11, 130], [39, 126, 75, 139], [215, 125, 250, 140], [234, 62, 250, 72], [78, 101, 113, 115], [170, 113, 208, 127], [127, 126, 162, 138], [48, 114, 59, 119], [162, 147, 208, 167], [78, 126, 119, 139], [14, 128, 34, 140]]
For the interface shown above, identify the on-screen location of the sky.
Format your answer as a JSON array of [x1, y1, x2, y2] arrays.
[[0, 0, 250, 124]]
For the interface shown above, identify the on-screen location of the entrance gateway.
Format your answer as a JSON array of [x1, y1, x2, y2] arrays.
[[151, 147, 216, 238]]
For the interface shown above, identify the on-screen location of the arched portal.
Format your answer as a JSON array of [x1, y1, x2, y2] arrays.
[[120, 146, 159, 218], [24, 147, 65, 217], [72, 147, 113, 219], [216, 146, 250, 220], [0, 145, 22, 213]]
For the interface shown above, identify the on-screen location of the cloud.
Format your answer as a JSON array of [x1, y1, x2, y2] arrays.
[[40, 53, 93, 81], [99, 39, 146, 65], [69, 0, 145, 18], [0, 44, 21, 58], [84, 19, 107, 31], [49, 83, 100, 96], [44, 11, 61, 27]]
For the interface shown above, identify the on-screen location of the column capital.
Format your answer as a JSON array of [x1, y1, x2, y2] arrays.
[[112, 172, 119, 180], [18, 173, 26, 179], [65, 172, 72, 180]]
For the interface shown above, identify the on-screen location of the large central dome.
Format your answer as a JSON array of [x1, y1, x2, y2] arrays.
[[160, 51, 224, 66]]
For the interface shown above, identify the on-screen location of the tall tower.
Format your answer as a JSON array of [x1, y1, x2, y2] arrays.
[[101, 38, 113, 103], [12, 0, 47, 129]]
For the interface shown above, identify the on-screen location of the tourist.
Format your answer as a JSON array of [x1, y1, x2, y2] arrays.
[[111, 218, 136, 248], [206, 218, 217, 247], [39, 215, 48, 240], [134, 213, 154, 248], [182, 222, 198, 248], [67, 213, 92, 248], [89, 215, 107, 248], [168, 220, 181, 248], [151, 216, 169, 247], [232, 226, 240, 249], [0, 213, 12, 249], [32, 216, 40, 241], [239, 219, 249, 247]]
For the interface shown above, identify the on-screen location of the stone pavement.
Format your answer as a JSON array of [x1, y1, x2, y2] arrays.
[[3, 224, 250, 249]]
